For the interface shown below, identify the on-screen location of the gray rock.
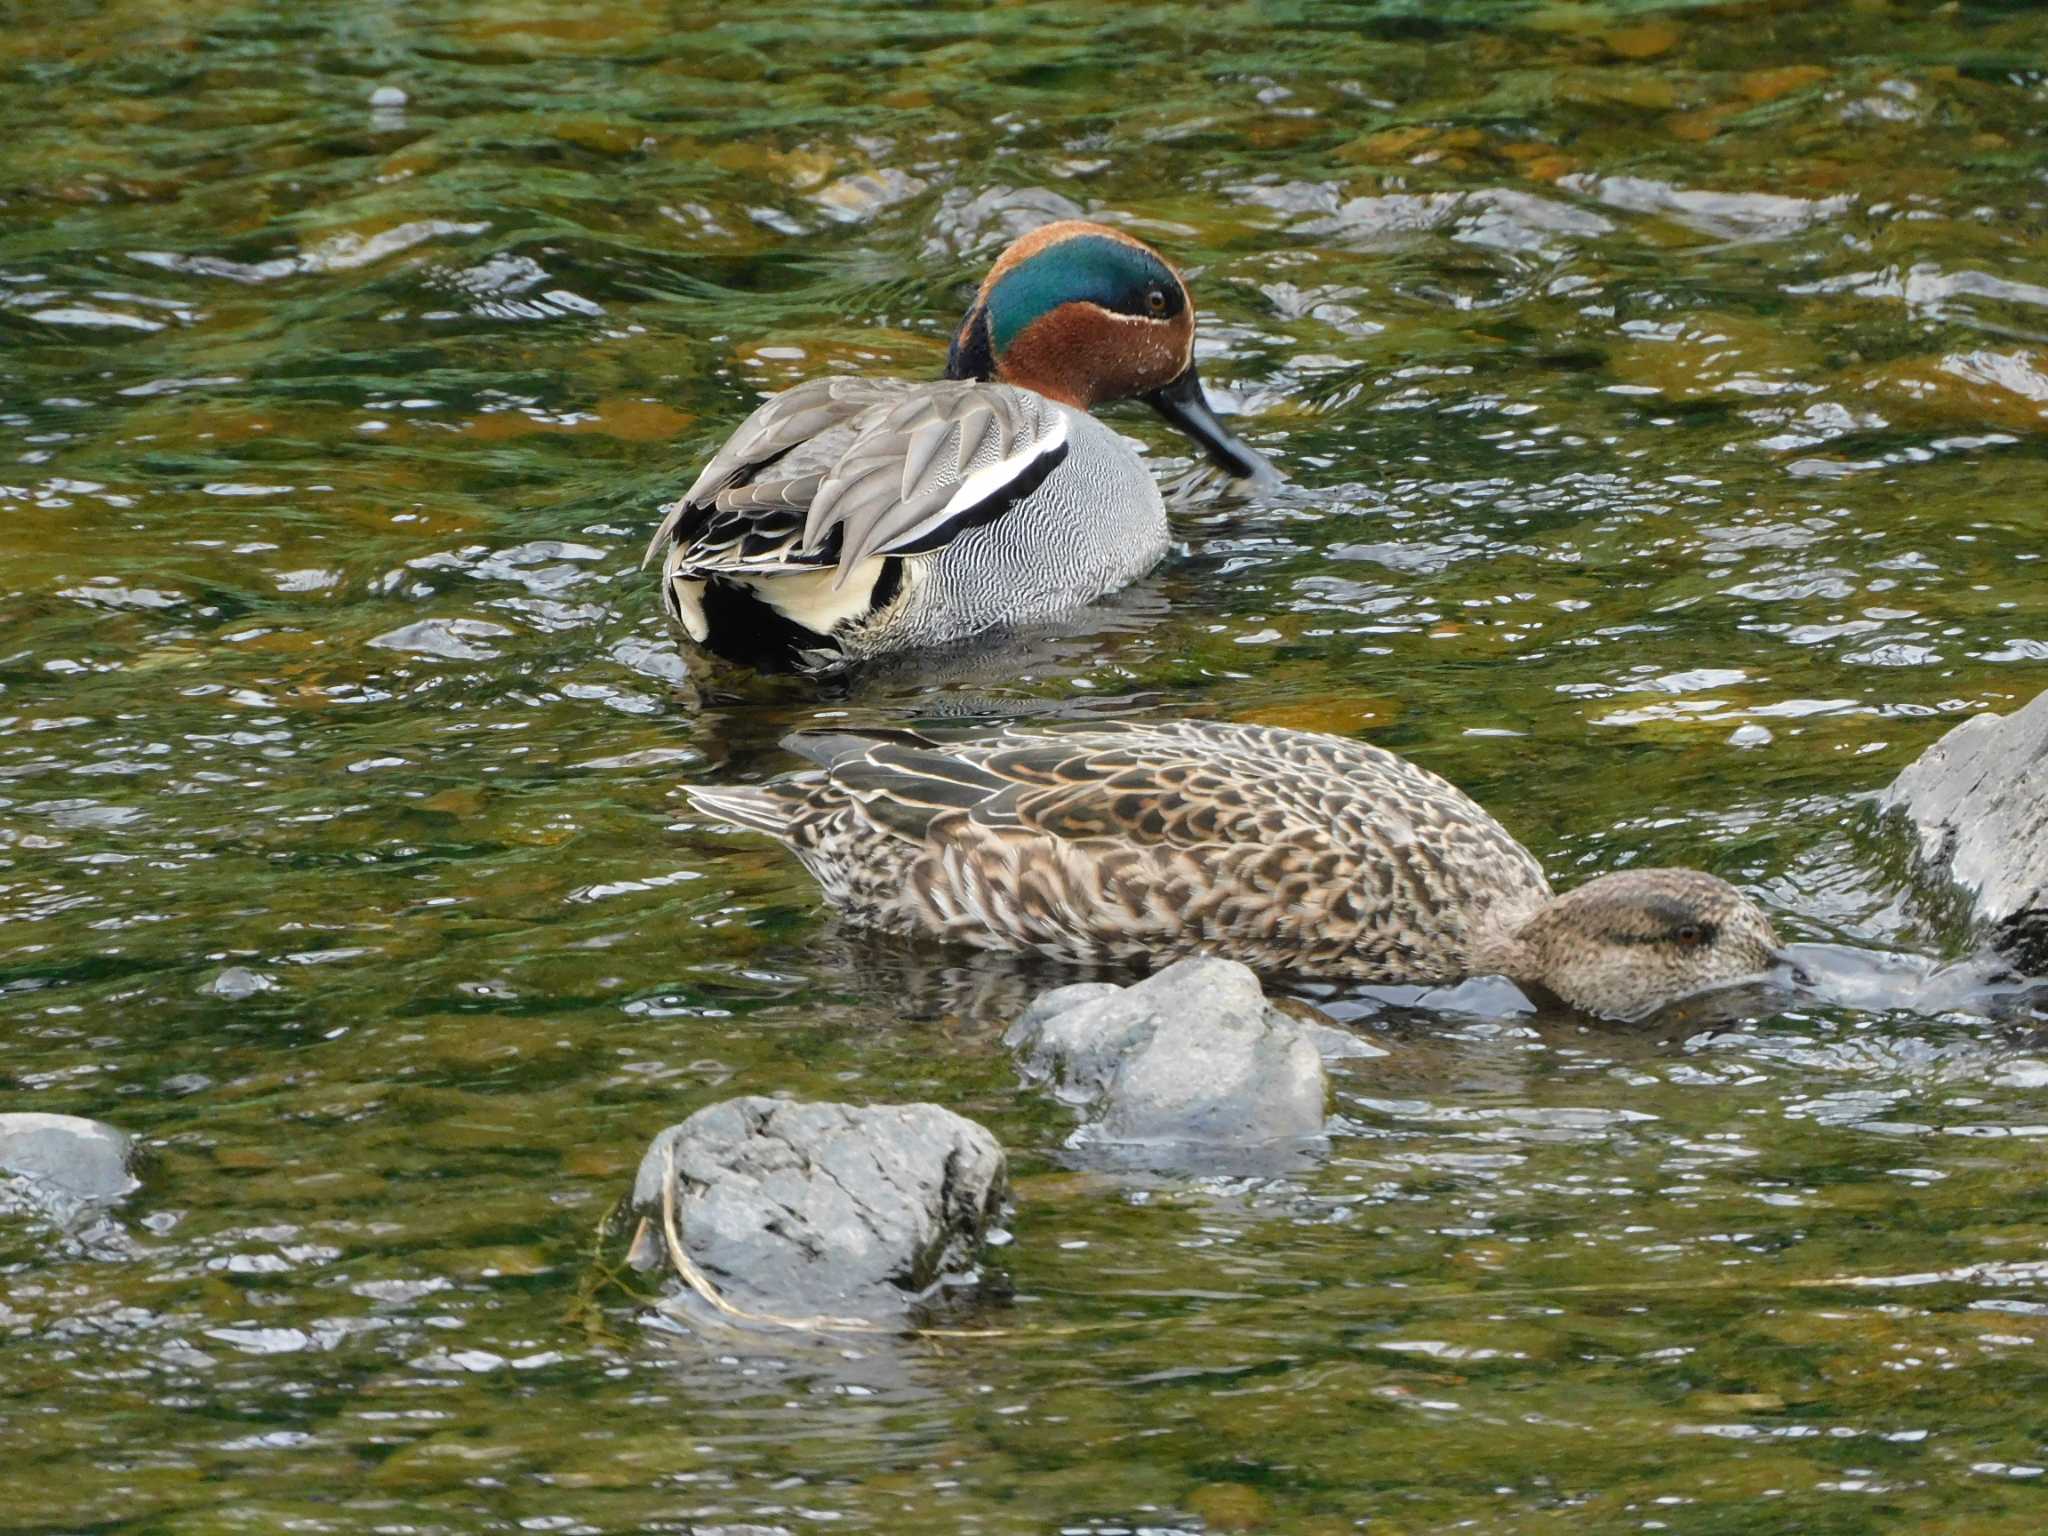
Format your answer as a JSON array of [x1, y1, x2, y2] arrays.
[[812, 168, 929, 225], [0, 1113, 138, 1202], [1881, 689, 2048, 972], [1006, 958, 1339, 1165], [203, 966, 275, 999], [628, 1097, 1006, 1317]]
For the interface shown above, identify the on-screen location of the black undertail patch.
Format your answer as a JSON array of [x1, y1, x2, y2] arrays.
[[697, 578, 834, 672]]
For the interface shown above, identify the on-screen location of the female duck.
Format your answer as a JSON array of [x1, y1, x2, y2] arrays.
[[685, 719, 1793, 1022], [644, 221, 1276, 671]]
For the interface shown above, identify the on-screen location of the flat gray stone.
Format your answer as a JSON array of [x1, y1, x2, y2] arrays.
[[0, 1113, 137, 1202], [1881, 689, 2048, 971], [1006, 958, 1337, 1167], [629, 1097, 1005, 1317]]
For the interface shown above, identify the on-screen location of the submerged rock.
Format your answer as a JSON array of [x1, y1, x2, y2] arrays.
[[202, 966, 275, 999], [1881, 689, 2048, 972], [1006, 958, 1346, 1168], [0, 1113, 138, 1204], [628, 1097, 1006, 1317], [922, 184, 1087, 260]]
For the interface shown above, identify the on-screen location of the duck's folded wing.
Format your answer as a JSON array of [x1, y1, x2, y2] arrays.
[[640, 376, 903, 573], [786, 722, 1353, 851], [787, 724, 1376, 956], [646, 381, 1072, 589], [797, 383, 1070, 587], [786, 722, 1552, 973], [789, 721, 1544, 878], [788, 730, 1014, 841]]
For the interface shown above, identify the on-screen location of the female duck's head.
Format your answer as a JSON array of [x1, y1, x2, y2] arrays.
[[1503, 867, 1803, 1022], [947, 220, 1278, 485]]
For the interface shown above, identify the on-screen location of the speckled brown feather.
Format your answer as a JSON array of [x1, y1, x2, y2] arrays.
[[689, 720, 1554, 982]]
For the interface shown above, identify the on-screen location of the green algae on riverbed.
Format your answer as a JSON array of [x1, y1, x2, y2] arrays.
[[3, 0, 2048, 1531]]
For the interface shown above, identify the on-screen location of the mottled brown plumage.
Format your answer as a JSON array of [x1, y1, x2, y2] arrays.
[[686, 720, 1789, 1021]]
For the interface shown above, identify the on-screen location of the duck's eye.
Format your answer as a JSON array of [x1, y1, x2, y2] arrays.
[[1144, 286, 1169, 316], [1673, 923, 1705, 947]]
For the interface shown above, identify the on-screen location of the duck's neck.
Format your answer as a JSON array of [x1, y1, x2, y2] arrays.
[[1465, 899, 1549, 990], [945, 304, 996, 384]]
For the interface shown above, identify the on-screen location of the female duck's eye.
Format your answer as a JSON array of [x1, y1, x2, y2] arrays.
[[1674, 924, 1704, 947], [1144, 286, 1169, 315]]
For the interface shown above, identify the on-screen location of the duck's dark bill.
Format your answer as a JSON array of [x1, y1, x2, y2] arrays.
[[1144, 363, 1282, 487]]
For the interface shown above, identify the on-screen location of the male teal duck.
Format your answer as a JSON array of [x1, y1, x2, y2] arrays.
[[643, 220, 1277, 672], [685, 719, 1792, 1022]]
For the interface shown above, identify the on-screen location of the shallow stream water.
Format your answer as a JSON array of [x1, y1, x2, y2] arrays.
[[4, 1, 2048, 1531]]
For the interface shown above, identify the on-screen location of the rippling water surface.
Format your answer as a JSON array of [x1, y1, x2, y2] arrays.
[[4, 1, 2048, 1530]]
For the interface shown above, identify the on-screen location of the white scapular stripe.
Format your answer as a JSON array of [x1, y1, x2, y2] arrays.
[[936, 408, 1066, 529], [844, 408, 1069, 580]]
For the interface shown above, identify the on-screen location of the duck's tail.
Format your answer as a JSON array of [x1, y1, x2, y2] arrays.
[[684, 784, 799, 841]]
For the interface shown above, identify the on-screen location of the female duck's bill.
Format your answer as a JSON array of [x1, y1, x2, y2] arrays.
[[644, 220, 1279, 673]]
